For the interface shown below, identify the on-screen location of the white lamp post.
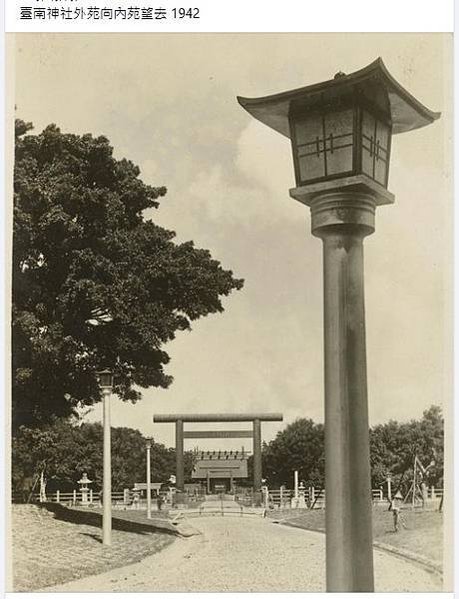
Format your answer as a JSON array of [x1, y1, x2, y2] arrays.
[[97, 369, 114, 546], [387, 475, 392, 502], [146, 439, 152, 519]]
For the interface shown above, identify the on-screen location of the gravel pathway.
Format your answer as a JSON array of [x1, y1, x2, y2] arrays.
[[45, 514, 442, 592]]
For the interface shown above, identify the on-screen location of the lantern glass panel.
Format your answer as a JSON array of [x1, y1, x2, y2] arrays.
[[376, 120, 390, 148], [361, 110, 376, 178], [324, 109, 354, 176], [374, 120, 390, 185], [361, 110, 391, 186], [293, 108, 357, 184], [294, 113, 326, 182], [98, 372, 113, 388], [298, 152, 324, 181], [294, 114, 323, 145], [324, 109, 353, 138]]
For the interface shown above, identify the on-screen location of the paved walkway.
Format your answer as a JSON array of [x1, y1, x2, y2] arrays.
[[45, 515, 442, 592]]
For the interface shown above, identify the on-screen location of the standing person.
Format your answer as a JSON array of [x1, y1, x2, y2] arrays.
[[392, 503, 401, 532], [157, 494, 163, 511], [390, 491, 406, 532], [132, 490, 140, 510]]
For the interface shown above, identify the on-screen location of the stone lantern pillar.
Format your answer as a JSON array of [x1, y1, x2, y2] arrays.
[[78, 472, 92, 505], [237, 58, 440, 591]]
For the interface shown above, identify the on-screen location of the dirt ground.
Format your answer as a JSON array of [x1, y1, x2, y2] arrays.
[[44, 514, 442, 593]]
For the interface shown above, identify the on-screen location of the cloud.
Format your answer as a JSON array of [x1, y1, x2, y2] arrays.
[[180, 120, 305, 232], [236, 120, 293, 194]]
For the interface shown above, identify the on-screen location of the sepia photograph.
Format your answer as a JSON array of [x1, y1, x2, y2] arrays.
[[7, 32, 453, 592]]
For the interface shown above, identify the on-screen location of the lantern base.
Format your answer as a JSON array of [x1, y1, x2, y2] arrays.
[[289, 173, 394, 208]]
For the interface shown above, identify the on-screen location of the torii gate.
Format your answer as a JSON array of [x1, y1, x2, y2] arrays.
[[153, 413, 283, 493]]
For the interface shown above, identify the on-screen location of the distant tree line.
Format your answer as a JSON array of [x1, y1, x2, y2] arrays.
[[261, 405, 444, 493], [12, 420, 195, 496], [12, 406, 443, 498]]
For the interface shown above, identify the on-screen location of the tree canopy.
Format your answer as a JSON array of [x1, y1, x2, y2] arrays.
[[262, 407, 443, 492], [369, 405, 444, 490], [12, 420, 195, 494], [13, 120, 243, 428], [262, 418, 325, 488]]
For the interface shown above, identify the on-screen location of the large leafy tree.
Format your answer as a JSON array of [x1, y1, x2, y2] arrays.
[[13, 120, 243, 428], [370, 405, 444, 491], [262, 418, 325, 488]]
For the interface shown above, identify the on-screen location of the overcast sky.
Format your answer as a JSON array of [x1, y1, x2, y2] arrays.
[[13, 33, 452, 450]]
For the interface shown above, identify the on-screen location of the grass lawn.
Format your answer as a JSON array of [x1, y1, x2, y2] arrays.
[[271, 505, 443, 568], [12, 504, 175, 592]]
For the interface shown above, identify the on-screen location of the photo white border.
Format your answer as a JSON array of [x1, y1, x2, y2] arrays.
[[2, 1, 456, 599]]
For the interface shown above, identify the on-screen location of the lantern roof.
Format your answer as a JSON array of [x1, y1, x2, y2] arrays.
[[237, 58, 440, 137], [78, 473, 92, 484], [96, 368, 113, 375]]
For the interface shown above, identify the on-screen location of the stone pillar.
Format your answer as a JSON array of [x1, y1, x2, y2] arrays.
[[253, 418, 262, 496], [175, 419, 184, 496], [298, 482, 306, 508], [81, 487, 89, 505], [311, 191, 376, 592], [387, 476, 392, 501], [294, 470, 299, 499]]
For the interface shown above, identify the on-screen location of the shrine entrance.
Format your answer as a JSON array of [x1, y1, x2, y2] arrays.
[[153, 413, 283, 497]]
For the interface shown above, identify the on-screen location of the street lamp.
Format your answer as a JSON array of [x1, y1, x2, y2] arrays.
[[146, 439, 152, 519], [96, 368, 114, 546], [387, 474, 392, 502], [238, 58, 439, 592]]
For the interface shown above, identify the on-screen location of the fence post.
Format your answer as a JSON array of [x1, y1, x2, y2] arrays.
[[431, 486, 435, 499], [73, 489, 77, 504], [311, 486, 315, 503], [56, 490, 60, 503], [379, 489, 383, 501], [89, 489, 93, 503]]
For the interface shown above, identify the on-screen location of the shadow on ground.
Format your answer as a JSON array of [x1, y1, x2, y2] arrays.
[[43, 503, 178, 537]]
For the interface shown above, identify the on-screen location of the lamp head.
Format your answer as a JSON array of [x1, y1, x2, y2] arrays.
[[96, 369, 114, 389], [238, 58, 439, 200]]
